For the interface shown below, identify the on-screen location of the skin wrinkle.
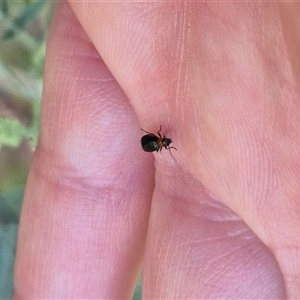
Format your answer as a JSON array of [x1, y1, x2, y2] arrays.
[[173, 2, 190, 118], [201, 239, 258, 269], [278, 3, 300, 96]]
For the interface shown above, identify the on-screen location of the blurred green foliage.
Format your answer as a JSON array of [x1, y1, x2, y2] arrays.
[[0, 116, 37, 149], [2, 0, 47, 40], [0, 0, 52, 152], [133, 278, 142, 300]]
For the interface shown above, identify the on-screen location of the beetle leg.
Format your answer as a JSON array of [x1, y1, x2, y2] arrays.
[[168, 146, 177, 151], [157, 125, 162, 138]]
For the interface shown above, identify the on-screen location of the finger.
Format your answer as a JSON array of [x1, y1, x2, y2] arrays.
[[14, 2, 153, 298], [144, 170, 285, 298]]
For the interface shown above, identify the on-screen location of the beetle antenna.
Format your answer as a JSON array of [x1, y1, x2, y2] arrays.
[[141, 128, 152, 134]]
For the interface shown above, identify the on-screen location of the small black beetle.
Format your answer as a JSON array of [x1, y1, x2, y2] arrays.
[[140, 125, 177, 152]]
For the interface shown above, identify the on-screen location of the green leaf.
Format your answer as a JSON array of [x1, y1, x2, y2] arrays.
[[3, 0, 47, 39], [0, 118, 25, 149]]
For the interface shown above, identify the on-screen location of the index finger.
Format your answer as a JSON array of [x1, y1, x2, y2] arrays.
[[14, 2, 153, 298]]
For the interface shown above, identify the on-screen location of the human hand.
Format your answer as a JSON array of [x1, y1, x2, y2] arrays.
[[14, 2, 300, 298]]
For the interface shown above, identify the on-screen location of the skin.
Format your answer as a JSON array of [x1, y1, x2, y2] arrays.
[[14, 1, 300, 299]]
